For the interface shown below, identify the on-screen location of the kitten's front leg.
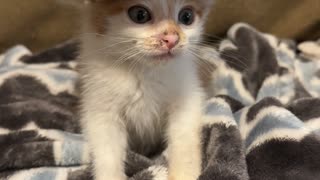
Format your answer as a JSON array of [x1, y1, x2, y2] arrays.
[[82, 110, 127, 180], [167, 94, 203, 180]]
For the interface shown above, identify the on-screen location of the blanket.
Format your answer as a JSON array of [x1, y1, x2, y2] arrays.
[[1, 23, 320, 180]]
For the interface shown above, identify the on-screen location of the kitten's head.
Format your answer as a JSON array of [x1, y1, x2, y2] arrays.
[[82, 0, 214, 65]]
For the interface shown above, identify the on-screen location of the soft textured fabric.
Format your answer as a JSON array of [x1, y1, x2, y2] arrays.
[[0, 23, 320, 180]]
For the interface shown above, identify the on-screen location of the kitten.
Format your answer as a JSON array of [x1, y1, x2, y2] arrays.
[[74, 0, 214, 179]]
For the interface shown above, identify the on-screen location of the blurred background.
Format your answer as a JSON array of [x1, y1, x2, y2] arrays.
[[0, 0, 319, 53]]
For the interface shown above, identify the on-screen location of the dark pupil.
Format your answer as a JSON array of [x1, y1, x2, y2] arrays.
[[182, 12, 191, 22], [137, 10, 147, 21], [179, 9, 194, 25]]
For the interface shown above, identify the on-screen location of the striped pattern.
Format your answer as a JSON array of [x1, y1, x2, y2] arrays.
[[0, 23, 320, 180]]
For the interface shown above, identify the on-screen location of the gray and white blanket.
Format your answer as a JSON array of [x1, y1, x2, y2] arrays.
[[1, 23, 320, 180]]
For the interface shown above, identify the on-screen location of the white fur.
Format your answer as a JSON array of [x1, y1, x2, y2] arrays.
[[80, 51, 203, 180], [79, 1, 213, 179]]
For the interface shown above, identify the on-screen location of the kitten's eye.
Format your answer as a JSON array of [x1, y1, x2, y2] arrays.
[[128, 6, 152, 24], [178, 8, 195, 26]]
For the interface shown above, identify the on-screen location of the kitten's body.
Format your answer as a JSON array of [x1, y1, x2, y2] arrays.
[[81, 47, 202, 154], [77, 0, 214, 179]]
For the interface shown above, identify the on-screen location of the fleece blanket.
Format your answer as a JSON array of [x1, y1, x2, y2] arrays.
[[1, 23, 320, 180]]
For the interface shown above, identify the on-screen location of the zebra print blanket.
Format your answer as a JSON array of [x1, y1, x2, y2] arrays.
[[0, 23, 320, 180]]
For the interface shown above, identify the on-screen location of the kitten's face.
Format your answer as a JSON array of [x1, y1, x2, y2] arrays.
[[87, 0, 213, 65]]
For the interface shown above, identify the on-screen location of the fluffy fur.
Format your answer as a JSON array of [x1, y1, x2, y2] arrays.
[[77, 0, 214, 179]]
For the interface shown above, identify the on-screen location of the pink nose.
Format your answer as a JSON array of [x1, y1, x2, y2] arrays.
[[161, 33, 179, 50]]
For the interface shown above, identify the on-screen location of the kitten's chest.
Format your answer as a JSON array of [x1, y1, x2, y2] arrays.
[[124, 74, 173, 123], [123, 75, 175, 154], [122, 61, 193, 128]]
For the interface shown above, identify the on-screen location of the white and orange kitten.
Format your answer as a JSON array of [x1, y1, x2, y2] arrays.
[[69, 0, 214, 179]]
